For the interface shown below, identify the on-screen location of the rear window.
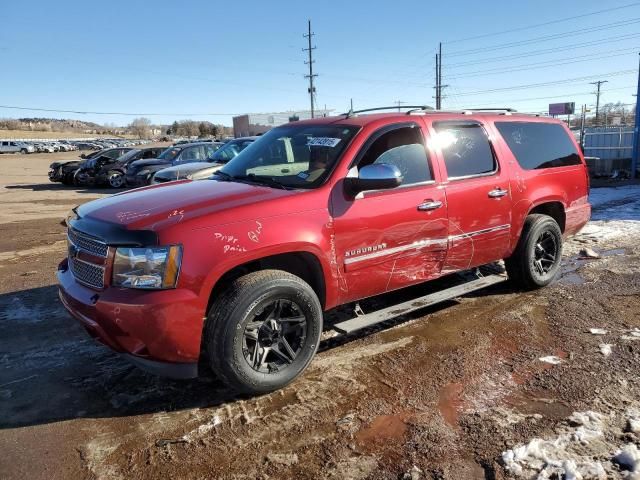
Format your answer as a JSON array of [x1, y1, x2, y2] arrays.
[[495, 122, 581, 170]]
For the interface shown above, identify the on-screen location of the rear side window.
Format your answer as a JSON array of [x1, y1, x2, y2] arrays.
[[359, 126, 432, 185], [433, 123, 496, 178], [495, 122, 581, 170]]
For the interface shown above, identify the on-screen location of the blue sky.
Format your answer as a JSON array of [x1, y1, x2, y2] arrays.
[[1, 0, 639, 126]]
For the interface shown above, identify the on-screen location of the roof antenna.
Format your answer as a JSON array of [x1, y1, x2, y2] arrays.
[[346, 98, 354, 118]]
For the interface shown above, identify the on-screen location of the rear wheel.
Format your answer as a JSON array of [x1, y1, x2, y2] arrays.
[[204, 270, 323, 394], [505, 214, 563, 289], [107, 171, 125, 188]]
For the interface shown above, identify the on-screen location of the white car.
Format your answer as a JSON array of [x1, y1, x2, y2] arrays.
[[0, 141, 34, 154]]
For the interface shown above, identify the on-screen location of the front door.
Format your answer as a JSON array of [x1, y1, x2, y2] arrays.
[[331, 122, 449, 303], [427, 120, 512, 273]]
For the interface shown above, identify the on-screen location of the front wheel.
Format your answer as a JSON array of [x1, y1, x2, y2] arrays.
[[505, 214, 563, 290], [203, 270, 323, 394], [107, 171, 125, 188]]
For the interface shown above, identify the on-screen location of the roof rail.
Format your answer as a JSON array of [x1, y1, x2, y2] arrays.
[[407, 107, 522, 116], [342, 105, 433, 118]]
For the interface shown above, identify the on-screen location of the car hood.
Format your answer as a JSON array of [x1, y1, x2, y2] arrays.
[[154, 162, 223, 178], [50, 160, 81, 169], [128, 158, 169, 169], [76, 179, 295, 231]]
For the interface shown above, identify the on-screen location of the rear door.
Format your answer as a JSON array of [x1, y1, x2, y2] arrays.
[[331, 121, 449, 302], [428, 120, 511, 272]]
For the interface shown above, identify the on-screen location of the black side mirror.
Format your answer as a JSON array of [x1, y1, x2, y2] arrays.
[[344, 164, 403, 196]]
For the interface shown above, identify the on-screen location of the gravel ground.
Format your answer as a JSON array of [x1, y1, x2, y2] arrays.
[[0, 153, 639, 480]]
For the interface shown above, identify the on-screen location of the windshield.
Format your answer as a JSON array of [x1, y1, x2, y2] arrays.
[[157, 147, 181, 161], [115, 149, 141, 163], [219, 125, 359, 188], [210, 140, 253, 163]]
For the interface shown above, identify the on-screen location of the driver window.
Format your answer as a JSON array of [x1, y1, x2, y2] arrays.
[[358, 126, 432, 185]]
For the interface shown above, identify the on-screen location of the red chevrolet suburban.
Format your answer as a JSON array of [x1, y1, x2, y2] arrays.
[[58, 107, 591, 393]]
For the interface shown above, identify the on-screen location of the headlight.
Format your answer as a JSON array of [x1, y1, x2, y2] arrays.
[[112, 245, 182, 289], [137, 169, 150, 176]]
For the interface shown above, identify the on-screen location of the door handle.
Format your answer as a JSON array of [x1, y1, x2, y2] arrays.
[[488, 188, 508, 198], [417, 200, 443, 211]]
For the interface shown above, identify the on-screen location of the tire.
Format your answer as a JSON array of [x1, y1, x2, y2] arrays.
[[107, 171, 125, 188], [505, 214, 563, 290], [61, 172, 75, 185], [204, 270, 323, 394]]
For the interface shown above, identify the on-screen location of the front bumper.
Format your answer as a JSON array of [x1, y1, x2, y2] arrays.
[[57, 259, 203, 378]]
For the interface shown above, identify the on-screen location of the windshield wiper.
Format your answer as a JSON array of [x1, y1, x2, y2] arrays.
[[214, 171, 234, 181], [233, 174, 290, 190]]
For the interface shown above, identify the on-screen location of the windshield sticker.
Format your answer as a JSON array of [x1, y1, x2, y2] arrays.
[[297, 171, 310, 179], [307, 137, 341, 148]]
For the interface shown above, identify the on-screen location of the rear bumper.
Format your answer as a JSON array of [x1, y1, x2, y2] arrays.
[[565, 202, 592, 237], [57, 260, 203, 377]]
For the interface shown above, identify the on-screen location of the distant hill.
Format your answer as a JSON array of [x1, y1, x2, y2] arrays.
[[0, 117, 124, 134]]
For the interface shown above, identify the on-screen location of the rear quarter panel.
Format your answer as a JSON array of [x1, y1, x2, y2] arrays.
[[486, 118, 590, 250]]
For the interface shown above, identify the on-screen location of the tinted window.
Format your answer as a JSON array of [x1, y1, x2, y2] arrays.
[[495, 122, 581, 170], [359, 126, 432, 185], [433, 123, 496, 178]]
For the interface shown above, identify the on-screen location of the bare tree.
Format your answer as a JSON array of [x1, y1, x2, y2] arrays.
[[130, 117, 152, 139]]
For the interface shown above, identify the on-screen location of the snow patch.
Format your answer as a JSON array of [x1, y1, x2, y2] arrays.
[[599, 344, 613, 357], [539, 356, 564, 365], [589, 328, 608, 335], [502, 408, 640, 479]]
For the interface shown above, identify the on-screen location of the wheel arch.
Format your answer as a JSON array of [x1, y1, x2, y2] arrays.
[[529, 201, 566, 232], [204, 250, 328, 319]]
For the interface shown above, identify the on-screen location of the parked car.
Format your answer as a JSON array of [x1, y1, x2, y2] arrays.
[[152, 139, 252, 184], [58, 108, 591, 394], [0, 140, 34, 154], [125, 142, 219, 187], [49, 147, 132, 185], [74, 147, 166, 188]]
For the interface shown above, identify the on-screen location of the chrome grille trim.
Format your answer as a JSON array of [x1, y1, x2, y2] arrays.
[[69, 256, 105, 289], [68, 228, 108, 258]]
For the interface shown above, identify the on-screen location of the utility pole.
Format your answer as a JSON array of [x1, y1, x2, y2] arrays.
[[434, 43, 448, 110], [631, 52, 639, 179], [438, 42, 442, 109], [590, 80, 608, 124], [303, 20, 318, 118], [579, 104, 587, 151], [394, 100, 407, 112], [435, 53, 440, 110]]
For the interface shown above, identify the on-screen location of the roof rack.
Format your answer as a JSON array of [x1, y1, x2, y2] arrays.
[[342, 105, 433, 118], [408, 107, 518, 116]]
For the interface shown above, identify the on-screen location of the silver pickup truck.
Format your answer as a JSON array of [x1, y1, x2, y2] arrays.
[[0, 141, 35, 154]]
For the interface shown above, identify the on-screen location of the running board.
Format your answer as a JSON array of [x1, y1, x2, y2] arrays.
[[332, 274, 507, 335]]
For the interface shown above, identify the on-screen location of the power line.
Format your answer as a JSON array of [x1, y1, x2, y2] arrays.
[[446, 47, 640, 80], [447, 17, 640, 57], [0, 105, 242, 116], [451, 70, 636, 97], [444, 2, 640, 44], [463, 85, 637, 107], [446, 32, 640, 69]]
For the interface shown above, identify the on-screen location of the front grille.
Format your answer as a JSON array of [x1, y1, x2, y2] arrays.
[[153, 176, 170, 183], [68, 228, 108, 257], [69, 257, 105, 289]]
